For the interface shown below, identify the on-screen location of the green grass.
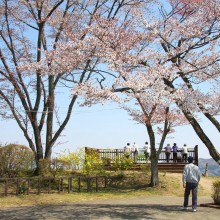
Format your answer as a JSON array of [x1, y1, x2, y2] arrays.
[[0, 171, 218, 208]]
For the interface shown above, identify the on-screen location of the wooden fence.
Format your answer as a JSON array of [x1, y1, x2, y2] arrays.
[[86, 145, 198, 165], [0, 175, 107, 196]]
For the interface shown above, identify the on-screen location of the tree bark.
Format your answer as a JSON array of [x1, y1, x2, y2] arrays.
[[181, 108, 220, 164], [146, 122, 159, 186], [150, 157, 159, 187]]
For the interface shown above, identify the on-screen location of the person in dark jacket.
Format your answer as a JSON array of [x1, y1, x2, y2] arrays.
[[172, 143, 178, 163]]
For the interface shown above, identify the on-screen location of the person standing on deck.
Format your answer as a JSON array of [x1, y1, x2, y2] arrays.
[[172, 143, 178, 163], [143, 142, 151, 161], [133, 142, 139, 162], [164, 144, 172, 163], [182, 144, 188, 163], [124, 143, 131, 158]]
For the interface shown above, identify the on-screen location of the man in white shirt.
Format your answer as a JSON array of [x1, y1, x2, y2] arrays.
[[143, 142, 151, 161], [124, 143, 131, 158], [182, 144, 188, 163], [182, 156, 201, 212]]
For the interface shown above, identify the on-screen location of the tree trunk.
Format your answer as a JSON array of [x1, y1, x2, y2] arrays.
[[146, 123, 160, 186], [181, 109, 220, 164], [163, 78, 220, 164], [34, 150, 44, 175], [150, 157, 159, 187], [45, 75, 55, 160]]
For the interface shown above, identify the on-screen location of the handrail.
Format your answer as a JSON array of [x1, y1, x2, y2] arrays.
[[85, 146, 198, 165]]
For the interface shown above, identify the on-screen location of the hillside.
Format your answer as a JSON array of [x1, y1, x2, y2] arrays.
[[199, 158, 220, 176]]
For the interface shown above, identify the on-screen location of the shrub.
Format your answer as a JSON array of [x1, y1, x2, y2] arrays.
[[102, 157, 111, 166], [0, 144, 35, 177], [112, 155, 134, 171], [83, 148, 104, 175], [39, 158, 71, 177], [58, 148, 84, 171], [212, 180, 220, 205]]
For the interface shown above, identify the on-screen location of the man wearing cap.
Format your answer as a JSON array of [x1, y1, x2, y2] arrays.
[[182, 156, 201, 212]]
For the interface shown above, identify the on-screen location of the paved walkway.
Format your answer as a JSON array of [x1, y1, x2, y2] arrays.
[[0, 196, 219, 220]]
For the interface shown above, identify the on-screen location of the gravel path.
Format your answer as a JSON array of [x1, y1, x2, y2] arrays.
[[0, 196, 219, 220]]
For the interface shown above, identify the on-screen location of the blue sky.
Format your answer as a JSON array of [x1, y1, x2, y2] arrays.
[[0, 101, 219, 159], [0, 0, 219, 160]]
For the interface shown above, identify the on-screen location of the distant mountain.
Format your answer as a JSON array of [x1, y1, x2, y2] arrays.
[[199, 158, 220, 176]]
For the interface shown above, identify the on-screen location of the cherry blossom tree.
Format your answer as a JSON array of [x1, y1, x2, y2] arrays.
[[0, 0, 148, 174], [102, 0, 220, 164], [72, 0, 220, 185], [157, 0, 220, 164], [123, 94, 188, 186]]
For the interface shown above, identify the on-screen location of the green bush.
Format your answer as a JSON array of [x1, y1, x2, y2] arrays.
[[39, 158, 71, 177], [102, 157, 111, 166], [0, 144, 35, 177], [112, 155, 134, 171], [212, 180, 220, 205], [58, 148, 84, 171], [83, 148, 104, 175]]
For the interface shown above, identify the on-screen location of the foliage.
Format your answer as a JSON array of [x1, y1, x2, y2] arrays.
[[112, 156, 134, 171], [0, 144, 35, 178], [83, 147, 104, 175], [39, 158, 71, 178], [212, 180, 220, 205], [102, 157, 112, 166], [58, 148, 85, 171], [0, 0, 150, 175]]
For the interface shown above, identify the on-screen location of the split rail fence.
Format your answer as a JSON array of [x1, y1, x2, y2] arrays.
[[0, 175, 107, 197]]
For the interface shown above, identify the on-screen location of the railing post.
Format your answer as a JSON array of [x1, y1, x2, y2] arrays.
[[16, 178, 20, 195], [5, 179, 8, 196], [87, 176, 91, 192], [58, 178, 61, 193], [61, 178, 63, 192], [95, 176, 98, 192], [116, 149, 118, 163], [38, 178, 40, 195], [48, 178, 51, 194], [68, 177, 71, 193], [27, 178, 30, 195], [104, 176, 107, 188], [78, 176, 81, 192], [194, 145, 198, 166]]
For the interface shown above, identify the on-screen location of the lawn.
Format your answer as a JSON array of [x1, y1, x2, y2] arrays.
[[0, 171, 218, 208]]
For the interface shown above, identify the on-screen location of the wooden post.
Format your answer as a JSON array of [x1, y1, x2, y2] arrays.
[[204, 163, 209, 177], [104, 176, 107, 188], [5, 179, 8, 196], [68, 177, 71, 193], [87, 176, 91, 192], [48, 178, 51, 194], [38, 178, 40, 195], [61, 178, 63, 192], [78, 176, 81, 192], [194, 145, 198, 166], [70, 177, 72, 191], [95, 176, 98, 192], [27, 178, 30, 195], [58, 178, 61, 193], [116, 149, 119, 163], [16, 178, 20, 195]]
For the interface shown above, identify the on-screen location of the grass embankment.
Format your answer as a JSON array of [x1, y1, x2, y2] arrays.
[[0, 171, 218, 208]]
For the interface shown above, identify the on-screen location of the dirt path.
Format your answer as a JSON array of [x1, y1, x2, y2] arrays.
[[0, 196, 219, 220]]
